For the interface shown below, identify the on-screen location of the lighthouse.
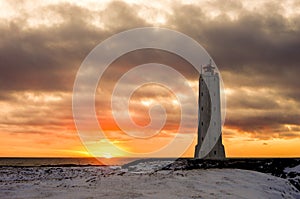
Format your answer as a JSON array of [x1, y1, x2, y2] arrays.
[[194, 60, 225, 159]]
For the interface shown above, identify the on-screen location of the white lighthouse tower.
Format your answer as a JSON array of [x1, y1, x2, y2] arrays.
[[194, 60, 225, 159]]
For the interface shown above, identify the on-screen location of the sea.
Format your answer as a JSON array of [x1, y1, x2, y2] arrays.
[[0, 157, 140, 167]]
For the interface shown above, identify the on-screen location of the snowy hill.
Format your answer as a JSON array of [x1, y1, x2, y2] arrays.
[[0, 159, 300, 199]]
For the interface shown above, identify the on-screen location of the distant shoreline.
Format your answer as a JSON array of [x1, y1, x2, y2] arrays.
[[0, 157, 299, 167]]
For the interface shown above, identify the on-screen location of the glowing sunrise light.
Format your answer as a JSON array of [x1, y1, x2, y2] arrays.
[[141, 99, 153, 107], [172, 99, 179, 105], [102, 152, 113, 159], [224, 88, 234, 96], [154, 15, 166, 25], [285, 125, 292, 131]]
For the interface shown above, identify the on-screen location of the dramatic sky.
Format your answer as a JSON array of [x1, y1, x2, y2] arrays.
[[0, 0, 300, 157]]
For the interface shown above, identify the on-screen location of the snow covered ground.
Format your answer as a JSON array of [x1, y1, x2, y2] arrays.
[[285, 164, 300, 193], [285, 165, 300, 173], [1, 165, 299, 199]]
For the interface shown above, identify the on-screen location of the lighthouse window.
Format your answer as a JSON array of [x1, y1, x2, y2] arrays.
[[201, 92, 203, 96], [201, 137, 203, 141], [201, 107, 203, 111], [201, 122, 203, 126], [214, 151, 217, 155]]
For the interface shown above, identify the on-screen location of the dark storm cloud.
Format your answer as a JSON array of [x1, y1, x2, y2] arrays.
[[226, 92, 279, 110], [226, 112, 300, 129], [2, 1, 299, 93], [98, 49, 198, 92], [169, 2, 300, 92], [179, 2, 300, 62], [167, 1, 300, 139], [1, 0, 299, 140], [0, 1, 147, 92]]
